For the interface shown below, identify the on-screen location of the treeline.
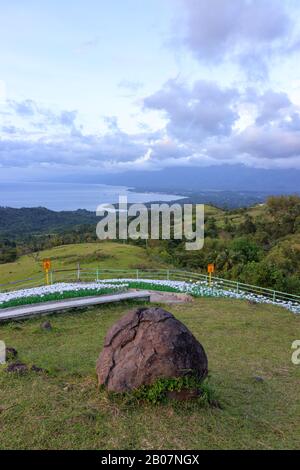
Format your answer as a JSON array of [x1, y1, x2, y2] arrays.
[[0, 225, 97, 263], [149, 195, 300, 293], [0, 239, 18, 263], [1, 195, 300, 293], [0, 206, 97, 238], [0, 206, 98, 263]]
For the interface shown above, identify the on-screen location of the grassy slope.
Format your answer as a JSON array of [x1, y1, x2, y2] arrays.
[[0, 241, 169, 284], [212, 204, 267, 228], [0, 297, 299, 450]]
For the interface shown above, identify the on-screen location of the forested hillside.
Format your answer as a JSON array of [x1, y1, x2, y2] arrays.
[[0, 196, 300, 293], [152, 196, 300, 293], [0, 206, 97, 238]]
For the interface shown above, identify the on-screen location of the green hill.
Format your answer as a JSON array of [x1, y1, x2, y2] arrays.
[[0, 242, 169, 285], [0, 206, 97, 238]]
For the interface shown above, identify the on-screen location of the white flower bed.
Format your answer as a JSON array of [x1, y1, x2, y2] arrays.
[[0, 279, 299, 315], [0, 282, 128, 306], [104, 278, 300, 315]]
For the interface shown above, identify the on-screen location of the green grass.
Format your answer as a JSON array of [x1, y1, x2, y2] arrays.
[[0, 241, 169, 285], [0, 297, 299, 450]]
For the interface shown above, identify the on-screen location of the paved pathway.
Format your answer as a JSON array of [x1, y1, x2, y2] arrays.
[[146, 290, 193, 304], [0, 291, 151, 322]]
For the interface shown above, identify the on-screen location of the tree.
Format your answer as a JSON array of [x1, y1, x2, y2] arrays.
[[238, 214, 256, 235], [266, 195, 300, 237], [205, 217, 218, 238], [0, 240, 17, 263], [229, 237, 261, 264]]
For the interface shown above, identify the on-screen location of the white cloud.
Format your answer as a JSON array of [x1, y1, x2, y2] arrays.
[[1, 86, 300, 174], [177, 0, 299, 79]]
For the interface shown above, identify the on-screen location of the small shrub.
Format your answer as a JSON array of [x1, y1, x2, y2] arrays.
[[127, 376, 217, 405]]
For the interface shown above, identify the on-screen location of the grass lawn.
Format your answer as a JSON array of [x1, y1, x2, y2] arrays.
[[0, 241, 169, 285], [0, 297, 299, 450]]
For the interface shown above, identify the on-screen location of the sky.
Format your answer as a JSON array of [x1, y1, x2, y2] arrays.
[[1, 0, 300, 183]]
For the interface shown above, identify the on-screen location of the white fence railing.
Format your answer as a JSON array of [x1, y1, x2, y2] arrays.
[[0, 268, 300, 306]]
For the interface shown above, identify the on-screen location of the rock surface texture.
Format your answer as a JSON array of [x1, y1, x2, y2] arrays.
[[96, 307, 208, 392]]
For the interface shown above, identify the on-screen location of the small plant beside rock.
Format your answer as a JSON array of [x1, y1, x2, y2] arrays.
[[5, 347, 18, 361], [131, 376, 217, 405]]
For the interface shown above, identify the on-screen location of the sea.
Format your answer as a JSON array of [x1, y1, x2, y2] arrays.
[[0, 182, 184, 211]]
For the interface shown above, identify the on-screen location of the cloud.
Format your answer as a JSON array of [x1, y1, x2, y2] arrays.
[[9, 99, 37, 116], [2, 86, 300, 177], [178, 0, 298, 79], [59, 110, 77, 127], [1, 125, 18, 134], [7, 99, 78, 130], [143, 78, 300, 168], [144, 79, 239, 142], [0, 113, 154, 173], [233, 125, 300, 160], [252, 90, 292, 125], [75, 36, 100, 53], [283, 112, 300, 131], [118, 80, 144, 93]]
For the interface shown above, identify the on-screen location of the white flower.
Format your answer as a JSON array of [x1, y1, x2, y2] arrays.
[[1, 278, 299, 315]]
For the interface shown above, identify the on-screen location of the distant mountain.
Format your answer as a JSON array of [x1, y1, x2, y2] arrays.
[[92, 165, 300, 193]]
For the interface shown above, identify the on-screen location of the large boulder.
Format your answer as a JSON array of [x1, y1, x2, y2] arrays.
[[96, 307, 208, 392]]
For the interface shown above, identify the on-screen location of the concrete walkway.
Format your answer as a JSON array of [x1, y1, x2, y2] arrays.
[[0, 291, 151, 322], [146, 290, 193, 304]]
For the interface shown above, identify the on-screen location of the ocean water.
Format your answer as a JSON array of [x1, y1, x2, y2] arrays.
[[0, 182, 184, 211]]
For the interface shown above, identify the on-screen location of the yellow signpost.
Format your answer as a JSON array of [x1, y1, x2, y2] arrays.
[[207, 263, 215, 287], [43, 259, 51, 285]]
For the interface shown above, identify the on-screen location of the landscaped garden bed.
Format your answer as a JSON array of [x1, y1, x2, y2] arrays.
[[1, 279, 299, 314], [0, 283, 127, 309]]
